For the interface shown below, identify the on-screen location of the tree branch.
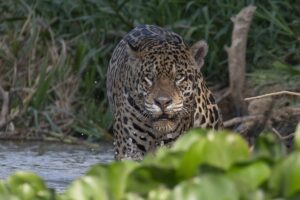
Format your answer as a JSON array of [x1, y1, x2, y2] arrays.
[[245, 90, 300, 101]]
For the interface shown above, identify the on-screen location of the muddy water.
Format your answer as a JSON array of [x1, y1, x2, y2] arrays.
[[0, 141, 114, 192]]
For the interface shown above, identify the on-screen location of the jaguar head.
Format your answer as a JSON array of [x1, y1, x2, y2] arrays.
[[126, 40, 208, 133]]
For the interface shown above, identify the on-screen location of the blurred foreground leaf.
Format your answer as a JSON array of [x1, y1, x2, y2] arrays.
[[269, 152, 300, 198], [172, 175, 239, 200], [6, 172, 53, 200], [177, 130, 249, 179], [294, 123, 300, 150]]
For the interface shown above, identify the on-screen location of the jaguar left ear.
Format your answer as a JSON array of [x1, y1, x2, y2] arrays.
[[126, 40, 140, 59], [190, 40, 208, 69]]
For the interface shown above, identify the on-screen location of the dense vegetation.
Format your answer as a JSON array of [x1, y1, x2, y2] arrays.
[[0, 0, 299, 139], [1, 126, 300, 199]]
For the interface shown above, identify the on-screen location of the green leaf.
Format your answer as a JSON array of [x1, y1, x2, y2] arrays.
[[294, 123, 300, 150], [244, 190, 269, 200], [148, 186, 172, 200], [123, 193, 145, 200], [143, 149, 184, 169], [269, 152, 300, 198], [253, 132, 287, 162], [177, 130, 250, 179], [106, 161, 138, 200], [228, 161, 271, 193], [176, 134, 207, 179], [142, 129, 205, 170], [172, 128, 206, 151], [171, 175, 239, 200], [0, 180, 10, 199], [86, 161, 138, 200], [127, 165, 177, 195], [64, 175, 108, 200], [7, 172, 52, 200]]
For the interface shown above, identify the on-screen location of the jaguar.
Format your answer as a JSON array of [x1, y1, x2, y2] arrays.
[[106, 24, 222, 160]]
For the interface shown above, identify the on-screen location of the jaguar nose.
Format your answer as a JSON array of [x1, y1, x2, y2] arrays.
[[154, 96, 173, 110]]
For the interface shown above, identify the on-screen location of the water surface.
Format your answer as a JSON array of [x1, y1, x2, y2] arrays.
[[0, 141, 114, 192]]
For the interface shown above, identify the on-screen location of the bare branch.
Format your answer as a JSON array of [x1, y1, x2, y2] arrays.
[[223, 114, 263, 128], [270, 126, 294, 140], [245, 90, 300, 101]]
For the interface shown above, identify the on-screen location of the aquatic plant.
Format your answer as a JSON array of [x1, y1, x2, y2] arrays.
[[1, 126, 300, 199]]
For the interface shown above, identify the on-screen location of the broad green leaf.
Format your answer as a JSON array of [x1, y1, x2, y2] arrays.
[[0, 180, 10, 199], [7, 172, 47, 191], [177, 130, 249, 179], [7, 172, 52, 200], [172, 128, 206, 151], [127, 165, 177, 195], [65, 175, 108, 200], [171, 175, 239, 200], [244, 190, 269, 200], [143, 149, 184, 169], [106, 161, 138, 200], [176, 135, 207, 179], [200, 132, 249, 169], [294, 123, 300, 150], [269, 152, 300, 198], [148, 186, 171, 200], [123, 193, 145, 200], [253, 132, 287, 161], [142, 129, 205, 173], [87, 161, 138, 200], [228, 161, 271, 193]]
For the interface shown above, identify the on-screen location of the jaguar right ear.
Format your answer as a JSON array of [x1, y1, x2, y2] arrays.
[[190, 40, 208, 69]]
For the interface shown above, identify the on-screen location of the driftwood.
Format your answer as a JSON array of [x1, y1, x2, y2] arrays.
[[215, 5, 300, 147], [224, 94, 300, 146], [221, 5, 256, 115]]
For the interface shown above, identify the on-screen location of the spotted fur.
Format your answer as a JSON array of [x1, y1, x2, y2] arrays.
[[106, 24, 222, 160]]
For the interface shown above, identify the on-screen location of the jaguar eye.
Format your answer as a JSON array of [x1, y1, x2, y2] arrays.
[[175, 74, 185, 84], [144, 74, 153, 86]]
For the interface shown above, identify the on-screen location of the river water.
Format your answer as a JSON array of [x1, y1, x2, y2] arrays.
[[0, 141, 114, 192]]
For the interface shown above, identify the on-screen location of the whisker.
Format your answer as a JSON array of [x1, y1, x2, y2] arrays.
[[141, 110, 151, 119]]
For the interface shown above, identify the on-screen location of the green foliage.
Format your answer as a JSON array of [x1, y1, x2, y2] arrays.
[[1, 128, 300, 199], [0, 172, 55, 200], [269, 152, 300, 198], [295, 123, 300, 150], [1, 0, 299, 138]]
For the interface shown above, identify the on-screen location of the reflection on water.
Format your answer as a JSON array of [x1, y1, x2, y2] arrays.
[[0, 141, 114, 192]]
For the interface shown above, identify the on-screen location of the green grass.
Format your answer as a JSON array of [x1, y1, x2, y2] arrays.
[[0, 0, 299, 139]]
